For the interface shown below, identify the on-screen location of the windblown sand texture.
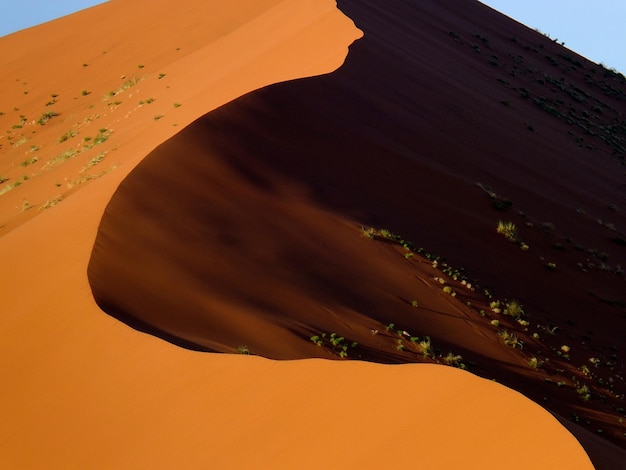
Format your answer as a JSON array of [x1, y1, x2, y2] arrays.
[[1, 0, 625, 468]]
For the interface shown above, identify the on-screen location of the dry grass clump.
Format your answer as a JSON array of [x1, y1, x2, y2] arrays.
[[496, 220, 517, 241]]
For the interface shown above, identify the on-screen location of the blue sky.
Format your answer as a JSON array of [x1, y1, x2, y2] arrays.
[[0, 1, 624, 73], [0, 1, 108, 38], [480, 0, 626, 73]]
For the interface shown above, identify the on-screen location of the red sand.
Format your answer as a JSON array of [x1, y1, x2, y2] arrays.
[[1, 0, 624, 467]]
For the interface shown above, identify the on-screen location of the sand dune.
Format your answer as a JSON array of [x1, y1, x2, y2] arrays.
[[89, 0, 626, 457], [0, 0, 624, 467]]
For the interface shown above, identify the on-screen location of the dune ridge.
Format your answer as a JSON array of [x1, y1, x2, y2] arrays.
[[0, 0, 622, 467], [89, 0, 626, 455]]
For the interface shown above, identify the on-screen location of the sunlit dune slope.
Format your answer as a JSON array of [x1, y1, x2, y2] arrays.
[[0, 0, 360, 234], [0, 0, 620, 467], [89, 0, 626, 452], [0, 341, 595, 469]]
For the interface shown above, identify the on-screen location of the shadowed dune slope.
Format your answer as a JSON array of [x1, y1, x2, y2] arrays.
[[89, 0, 626, 456]]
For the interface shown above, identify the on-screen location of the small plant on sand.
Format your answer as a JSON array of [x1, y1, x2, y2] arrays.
[[361, 226, 376, 238], [589, 357, 601, 368], [93, 128, 110, 145], [40, 195, 63, 211], [0, 181, 20, 195], [110, 76, 141, 96], [237, 345, 250, 355], [576, 384, 591, 401], [555, 347, 569, 360], [528, 357, 543, 369], [81, 129, 111, 151], [311, 333, 356, 358], [517, 319, 529, 328], [329, 333, 344, 347], [418, 336, 433, 358], [310, 334, 325, 346], [37, 111, 59, 125], [19, 156, 38, 167], [58, 129, 77, 143], [498, 329, 524, 349], [20, 199, 32, 212], [173, 102, 182, 108], [503, 300, 524, 318], [153, 114, 164, 121], [443, 352, 465, 368], [46, 148, 78, 168], [83, 153, 106, 170], [496, 220, 518, 242]]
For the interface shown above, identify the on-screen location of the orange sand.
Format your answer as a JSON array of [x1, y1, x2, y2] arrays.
[[0, 0, 618, 467]]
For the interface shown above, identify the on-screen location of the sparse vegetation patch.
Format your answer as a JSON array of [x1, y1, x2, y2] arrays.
[[58, 130, 77, 143], [37, 111, 59, 125]]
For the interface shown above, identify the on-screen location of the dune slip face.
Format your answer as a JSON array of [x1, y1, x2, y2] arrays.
[[88, 0, 626, 458]]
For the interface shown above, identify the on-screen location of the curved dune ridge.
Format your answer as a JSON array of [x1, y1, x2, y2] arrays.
[[89, 0, 626, 456], [0, 0, 623, 468]]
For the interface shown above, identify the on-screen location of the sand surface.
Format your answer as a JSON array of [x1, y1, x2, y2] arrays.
[[1, 0, 624, 467]]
